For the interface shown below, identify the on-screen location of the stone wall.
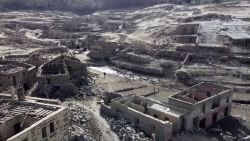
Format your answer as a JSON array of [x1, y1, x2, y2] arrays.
[[183, 89, 233, 131], [103, 92, 123, 105], [89, 42, 118, 60], [110, 100, 173, 141], [64, 58, 88, 79], [171, 24, 199, 35], [173, 35, 198, 44], [0, 61, 36, 92], [147, 106, 182, 132], [0, 115, 24, 140], [37, 74, 71, 86], [168, 96, 194, 111]]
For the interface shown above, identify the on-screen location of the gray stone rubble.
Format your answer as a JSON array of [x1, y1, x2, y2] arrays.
[[67, 103, 95, 141], [104, 116, 153, 141]]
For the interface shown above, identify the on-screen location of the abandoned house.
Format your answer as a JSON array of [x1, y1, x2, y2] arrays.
[[88, 41, 118, 60], [4, 54, 47, 67], [37, 54, 88, 98], [172, 23, 200, 44], [0, 91, 70, 141], [0, 60, 36, 92], [101, 82, 233, 141]]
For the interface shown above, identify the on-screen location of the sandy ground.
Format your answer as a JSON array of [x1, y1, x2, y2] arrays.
[[89, 67, 156, 95]]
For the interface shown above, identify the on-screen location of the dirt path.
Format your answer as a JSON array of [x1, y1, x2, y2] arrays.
[[80, 97, 120, 141]]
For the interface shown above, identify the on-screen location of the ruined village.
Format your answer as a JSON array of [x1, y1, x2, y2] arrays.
[[0, 0, 250, 141]]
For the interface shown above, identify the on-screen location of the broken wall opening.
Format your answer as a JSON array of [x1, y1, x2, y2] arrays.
[[212, 98, 220, 109], [193, 117, 199, 128], [42, 64, 66, 75], [199, 118, 206, 128], [172, 83, 225, 104], [212, 113, 217, 123]]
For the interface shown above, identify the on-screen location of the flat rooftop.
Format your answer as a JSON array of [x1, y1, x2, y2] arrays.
[[170, 83, 228, 104]]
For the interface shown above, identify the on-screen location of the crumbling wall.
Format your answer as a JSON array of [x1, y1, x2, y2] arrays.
[[115, 53, 152, 65], [112, 60, 164, 76], [173, 35, 198, 44], [0, 75, 11, 91], [64, 59, 88, 78], [173, 89, 233, 131], [109, 100, 173, 141], [36, 55, 88, 98], [170, 23, 200, 44], [147, 106, 182, 132], [168, 96, 194, 112], [0, 67, 36, 92], [37, 74, 71, 86], [175, 45, 229, 53], [0, 115, 24, 140], [171, 24, 199, 35], [103, 92, 123, 105], [88, 42, 118, 60]]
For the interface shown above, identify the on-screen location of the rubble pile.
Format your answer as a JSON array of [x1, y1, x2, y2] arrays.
[[206, 116, 250, 141], [105, 117, 153, 141], [67, 103, 95, 141], [77, 78, 97, 96], [78, 85, 95, 96]]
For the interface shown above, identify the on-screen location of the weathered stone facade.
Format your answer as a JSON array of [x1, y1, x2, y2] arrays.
[[102, 95, 174, 141], [0, 93, 70, 141], [0, 61, 36, 92], [169, 82, 233, 131], [37, 54, 88, 98]]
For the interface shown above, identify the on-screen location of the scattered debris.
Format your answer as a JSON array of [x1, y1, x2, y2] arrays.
[[104, 116, 153, 141]]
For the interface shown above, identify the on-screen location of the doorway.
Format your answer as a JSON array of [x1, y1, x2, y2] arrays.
[[199, 118, 206, 128], [193, 117, 199, 128], [14, 123, 21, 134], [23, 83, 29, 91], [212, 113, 217, 123], [13, 76, 17, 86], [224, 107, 229, 117]]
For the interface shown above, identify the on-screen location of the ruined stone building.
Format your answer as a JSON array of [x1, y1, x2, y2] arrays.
[[0, 60, 36, 92], [172, 23, 200, 44], [0, 92, 70, 141], [88, 41, 118, 60], [101, 82, 233, 141], [37, 54, 88, 98], [4, 54, 47, 67]]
